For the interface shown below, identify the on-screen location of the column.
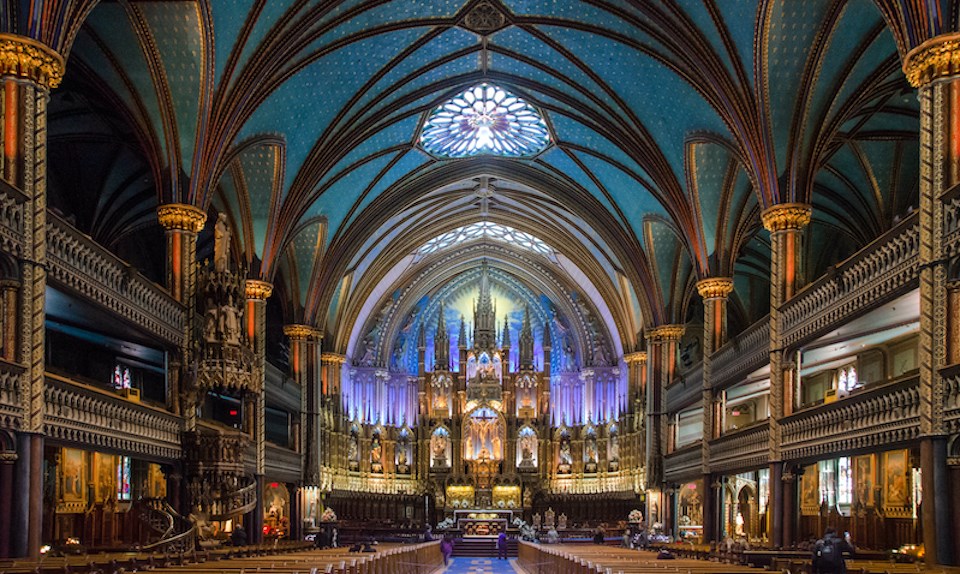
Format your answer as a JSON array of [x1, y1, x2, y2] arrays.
[[244, 279, 271, 544], [0, 33, 63, 559], [697, 277, 733, 543], [0, 278, 18, 362], [0, 447, 16, 558], [157, 203, 205, 419], [644, 324, 683, 531], [320, 352, 345, 471], [624, 351, 646, 493], [902, 36, 960, 566], [761, 202, 811, 548]]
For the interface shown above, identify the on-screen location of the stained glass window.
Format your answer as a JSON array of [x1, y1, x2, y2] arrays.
[[414, 221, 556, 262], [420, 84, 550, 158], [117, 456, 131, 501]]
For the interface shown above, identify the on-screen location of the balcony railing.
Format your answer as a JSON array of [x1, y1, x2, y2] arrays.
[[708, 420, 770, 474], [44, 373, 181, 460], [46, 213, 185, 346], [780, 376, 919, 461], [663, 442, 702, 482], [710, 318, 769, 389]]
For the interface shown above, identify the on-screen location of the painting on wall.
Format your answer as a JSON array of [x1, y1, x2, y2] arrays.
[[800, 463, 819, 516], [883, 449, 910, 515], [58, 448, 87, 513], [93, 452, 116, 503], [855, 454, 874, 507]]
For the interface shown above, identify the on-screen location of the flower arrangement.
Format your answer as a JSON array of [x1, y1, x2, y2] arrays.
[[320, 507, 337, 522], [628, 509, 644, 523], [436, 518, 456, 531]]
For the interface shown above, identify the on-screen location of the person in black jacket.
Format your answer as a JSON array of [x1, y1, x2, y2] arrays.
[[812, 527, 855, 574]]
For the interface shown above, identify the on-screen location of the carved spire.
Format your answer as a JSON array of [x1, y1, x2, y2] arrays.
[[473, 261, 497, 350], [519, 306, 535, 368], [417, 321, 426, 350], [502, 316, 511, 348], [435, 302, 449, 370], [542, 314, 552, 350], [458, 314, 468, 349]]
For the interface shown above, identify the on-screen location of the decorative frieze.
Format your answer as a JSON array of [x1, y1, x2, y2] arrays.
[[0, 359, 23, 429], [0, 182, 25, 257], [43, 374, 181, 460]]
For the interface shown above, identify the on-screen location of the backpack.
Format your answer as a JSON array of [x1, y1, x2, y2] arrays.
[[814, 537, 843, 570]]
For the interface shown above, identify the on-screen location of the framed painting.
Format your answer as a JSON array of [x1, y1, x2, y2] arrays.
[[855, 454, 874, 507], [800, 463, 819, 516], [58, 448, 87, 513], [93, 452, 116, 503], [883, 449, 910, 516]]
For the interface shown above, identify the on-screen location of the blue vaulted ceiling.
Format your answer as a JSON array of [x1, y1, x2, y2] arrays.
[[43, 0, 920, 343]]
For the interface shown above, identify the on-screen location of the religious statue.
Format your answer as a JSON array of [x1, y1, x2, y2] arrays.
[[563, 340, 576, 371], [370, 435, 382, 471], [222, 295, 241, 345], [431, 432, 448, 466], [533, 513, 541, 530], [519, 432, 536, 468], [358, 337, 376, 366], [558, 435, 572, 473], [558, 513, 567, 530], [544, 507, 555, 529], [348, 434, 359, 462], [214, 213, 231, 273]]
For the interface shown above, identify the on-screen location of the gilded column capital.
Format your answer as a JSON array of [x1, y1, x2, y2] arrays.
[[696, 277, 734, 300], [157, 203, 206, 233], [623, 351, 647, 365], [0, 33, 64, 89], [283, 324, 322, 341], [321, 352, 346, 365], [244, 279, 273, 300], [644, 324, 685, 342], [760, 203, 811, 233], [903, 33, 960, 88]]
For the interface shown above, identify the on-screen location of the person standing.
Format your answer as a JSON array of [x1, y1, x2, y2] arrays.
[[812, 527, 855, 574], [497, 531, 508, 560], [440, 537, 453, 565]]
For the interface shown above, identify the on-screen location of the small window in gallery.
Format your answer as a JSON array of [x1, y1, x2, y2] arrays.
[[838, 456, 852, 506], [113, 364, 132, 390], [117, 456, 132, 501], [420, 83, 550, 158]]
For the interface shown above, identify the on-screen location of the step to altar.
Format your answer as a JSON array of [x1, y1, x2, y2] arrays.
[[451, 538, 518, 557]]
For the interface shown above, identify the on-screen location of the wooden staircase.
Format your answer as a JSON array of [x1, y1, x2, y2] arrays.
[[451, 538, 518, 557]]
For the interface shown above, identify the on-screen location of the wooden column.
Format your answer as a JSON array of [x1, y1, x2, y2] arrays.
[[157, 203, 205, 420], [0, 33, 63, 559], [244, 280, 271, 544], [902, 35, 960, 566], [624, 351, 646, 495], [761, 202, 811, 548], [644, 324, 683, 531], [697, 277, 733, 543]]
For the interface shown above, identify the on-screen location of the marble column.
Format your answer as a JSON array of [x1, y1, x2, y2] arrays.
[[697, 277, 733, 543], [761, 202, 811, 548], [902, 35, 960, 566]]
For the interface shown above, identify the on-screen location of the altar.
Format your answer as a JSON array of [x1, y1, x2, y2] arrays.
[[455, 509, 515, 537]]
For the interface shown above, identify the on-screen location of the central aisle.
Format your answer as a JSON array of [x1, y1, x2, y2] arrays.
[[444, 557, 520, 574]]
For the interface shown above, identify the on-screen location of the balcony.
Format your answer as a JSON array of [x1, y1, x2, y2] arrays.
[[708, 420, 770, 474], [663, 442, 702, 483], [780, 376, 919, 461], [44, 372, 181, 460]]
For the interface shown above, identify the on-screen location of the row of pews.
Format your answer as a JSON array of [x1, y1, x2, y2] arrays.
[[0, 541, 443, 574], [517, 542, 960, 574]]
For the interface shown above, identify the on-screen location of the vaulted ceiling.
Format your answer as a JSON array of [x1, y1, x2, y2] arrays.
[[9, 0, 932, 356]]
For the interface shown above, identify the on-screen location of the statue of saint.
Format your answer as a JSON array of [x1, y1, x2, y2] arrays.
[[214, 213, 231, 272]]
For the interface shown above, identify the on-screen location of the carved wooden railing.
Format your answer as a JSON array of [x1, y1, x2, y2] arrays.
[[709, 318, 770, 389], [0, 359, 24, 429], [663, 442, 702, 483], [43, 373, 181, 460], [780, 215, 920, 349], [208, 479, 258, 521], [46, 213, 185, 346], [780, 376, 919, 461], [708, 420, 770, 474]]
